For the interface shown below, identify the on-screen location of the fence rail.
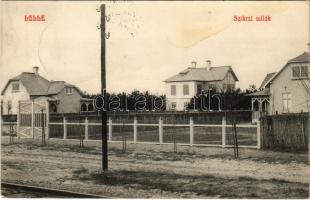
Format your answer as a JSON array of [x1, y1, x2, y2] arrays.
[[48, 116, 260, 149]]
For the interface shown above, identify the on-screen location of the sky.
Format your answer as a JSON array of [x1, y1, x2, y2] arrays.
[[0, 1, 309, 95]]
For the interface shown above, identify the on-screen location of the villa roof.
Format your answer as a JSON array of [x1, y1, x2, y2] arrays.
[[164, 66, 238, 82], [259, 72, 276, 89], [267, 51, 310, 85], [288, 52, 310, 63], [1, 72, 84, 96]]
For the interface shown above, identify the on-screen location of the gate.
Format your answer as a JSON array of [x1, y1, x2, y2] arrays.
[[18, 100, 49, 138]]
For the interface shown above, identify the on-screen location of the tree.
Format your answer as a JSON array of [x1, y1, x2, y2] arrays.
[[247, 84, 258, 93], [187, 88, 251, 111], [88, 90, 166, 111]]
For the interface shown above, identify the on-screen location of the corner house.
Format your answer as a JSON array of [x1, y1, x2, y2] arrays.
[[249, 51, 310, 122], [1, 67, 94, 115]]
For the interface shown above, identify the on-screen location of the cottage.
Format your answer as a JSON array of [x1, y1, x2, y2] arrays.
[[164, 60, 238, 111], [1, 67, 94, 115], [249, 50, 310, 121]]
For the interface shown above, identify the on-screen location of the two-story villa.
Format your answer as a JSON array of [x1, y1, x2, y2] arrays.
[[164, 60, 239, 111]]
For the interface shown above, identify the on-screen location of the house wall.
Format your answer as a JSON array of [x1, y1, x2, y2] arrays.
[[204, 81, 221, 92], [221, 71, 237, 91], [270, 62, 310, 114], [165, 72, 237, 111], [202, 72, 236, 92], [165, 81, 197, 111], [54, 87, 82, 113], [1, 81, 30, 115]]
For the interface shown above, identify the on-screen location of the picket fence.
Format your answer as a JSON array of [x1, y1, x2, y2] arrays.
[[48, 116, 260, 149]]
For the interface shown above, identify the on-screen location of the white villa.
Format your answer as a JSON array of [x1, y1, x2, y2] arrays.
[[164, 60, 239, 111]]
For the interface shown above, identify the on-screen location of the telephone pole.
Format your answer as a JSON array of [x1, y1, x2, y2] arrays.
[[100, 4, 108, 171]]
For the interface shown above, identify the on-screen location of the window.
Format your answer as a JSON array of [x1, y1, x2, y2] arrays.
[[223, 84, 227, 91], [171, 85, 176, 96], [88, 103, 94, 111], [292, 66, 308, 78], [183, 84, 189, 95], [227, 84, 235, 90], [282, 93, 292, 113], [223, 84, 235, 91], [65, 87, 73, 94], [208, 84, 216, 90], [301, 66, 308, 77], [170, 102, 176, 110], [12, 82, 19, 92], [81, 103, 87, 112], [197, 84, 202, 95], [81, 102, 94, 112]]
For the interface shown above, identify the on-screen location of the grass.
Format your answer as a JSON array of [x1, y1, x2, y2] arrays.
[[71, 167, 309, 199], [2, 138, 308, 164]]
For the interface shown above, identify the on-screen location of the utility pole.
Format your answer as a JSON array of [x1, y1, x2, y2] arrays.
[[100, 4, 108, 171]]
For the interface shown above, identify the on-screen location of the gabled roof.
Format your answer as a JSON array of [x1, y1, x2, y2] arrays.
[[1, 72, 50, 96], [268, 51, 310, 84], [164, 66, 238, 82], [47, 81, 84, 95], [47, 81, 67, 94], [259, 72, 276, 89], [288, 52, 310, 63], [1, 72, 84, 96]]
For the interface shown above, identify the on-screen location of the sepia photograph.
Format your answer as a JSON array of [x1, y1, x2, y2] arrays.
[[0, 0, 309, 198]]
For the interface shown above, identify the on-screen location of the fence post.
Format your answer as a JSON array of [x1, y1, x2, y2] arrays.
[[85, 117, 89, 140], [16, 101, 20, 138], [63, 117, 67, 139], [222, 116, 226, 148], [46, 101, 49, 139], [108, 117, 112, 141], [190, 117, 194, 146], [31, 101, 34, 138], [133, 116, 137, 143], [257, 120, 261, 149], [159, 117, 163, 144]]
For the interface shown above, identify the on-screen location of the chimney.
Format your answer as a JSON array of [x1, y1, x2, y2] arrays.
[[206, 60, 211, 70], [191, 61, 197, 68], [33, 66, 39, 75]]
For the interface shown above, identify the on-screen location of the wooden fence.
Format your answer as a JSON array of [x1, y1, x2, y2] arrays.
[[260, 113, 309, 152], [48, 116, 260, 149], [1, 115, 17, 136]]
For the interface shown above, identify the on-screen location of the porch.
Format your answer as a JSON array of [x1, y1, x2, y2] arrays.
[[248, 89, 270, 123]]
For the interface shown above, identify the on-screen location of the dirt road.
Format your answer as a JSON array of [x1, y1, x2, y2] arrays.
[[1, 138, 309, 198]]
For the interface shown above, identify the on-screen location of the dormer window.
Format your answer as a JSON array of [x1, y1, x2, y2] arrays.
[[292, 66, 308, 79], [65, 87, 73, 94], [12, 82, 20, 92]]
